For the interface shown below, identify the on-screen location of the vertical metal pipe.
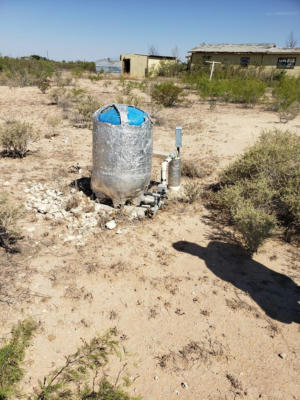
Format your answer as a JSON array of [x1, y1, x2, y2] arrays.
[[168, 158, 181, 191]]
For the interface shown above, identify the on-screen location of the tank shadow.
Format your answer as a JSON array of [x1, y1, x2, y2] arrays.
[[173, 240, 300, 324], [70, 177, 114, 206], [70, 177, 93, 197]]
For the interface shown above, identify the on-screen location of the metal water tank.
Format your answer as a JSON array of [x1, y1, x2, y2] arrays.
[[91, 104, 153, 206]]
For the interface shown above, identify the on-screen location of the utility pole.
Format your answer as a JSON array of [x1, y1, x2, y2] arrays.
[[205, 60, 221, 80]]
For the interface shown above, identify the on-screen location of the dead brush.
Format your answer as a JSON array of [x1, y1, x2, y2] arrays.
[[183, 181, 202, 203], [45, 114, 62, 138], [225, 298, 261, 318], [182, 154, 218, 179], [0, 120, 39, 158], [226, 373, 243, 390], [109, 260, 127, 274], [0, 192, 24, 250]]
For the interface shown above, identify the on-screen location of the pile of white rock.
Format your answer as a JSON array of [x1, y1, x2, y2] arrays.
[[24, 183, 114, 243], [24, 183, 148, 244]]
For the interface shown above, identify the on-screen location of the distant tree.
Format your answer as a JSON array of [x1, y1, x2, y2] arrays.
[[148, 45, 159, 56], [171, 45, 179, 59], [285, 31, 297, 48]]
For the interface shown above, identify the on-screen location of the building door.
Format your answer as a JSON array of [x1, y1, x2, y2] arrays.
[[123, 59, 130, 74]]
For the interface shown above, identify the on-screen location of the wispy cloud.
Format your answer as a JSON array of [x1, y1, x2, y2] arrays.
[[266, 11, 299, 16]]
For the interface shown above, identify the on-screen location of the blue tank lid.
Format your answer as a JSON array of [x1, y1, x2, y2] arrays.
[[98, 105, 148, 126], [98, 106, 121, 125], [127, 106, 147, 126]]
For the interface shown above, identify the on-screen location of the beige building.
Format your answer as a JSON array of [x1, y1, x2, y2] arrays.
[[120, 54, 177, 78], [188, 43, 300, 76]]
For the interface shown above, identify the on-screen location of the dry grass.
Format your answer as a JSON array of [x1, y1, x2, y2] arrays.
[[156, 337, 225, 371], [183, 181, 202, 203], [0, 192, 24, 251], [181, 153, 218, 179]]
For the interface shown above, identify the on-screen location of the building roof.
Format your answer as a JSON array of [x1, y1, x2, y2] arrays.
[[121, 53, 176, 59], [189, 43, 300, 54]]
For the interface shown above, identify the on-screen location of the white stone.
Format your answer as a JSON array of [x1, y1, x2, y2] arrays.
[[105, 220, 116, 230]]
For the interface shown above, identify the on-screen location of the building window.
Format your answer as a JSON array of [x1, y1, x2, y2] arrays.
[[240, 57, 250, 67], [277, 57, 296, 69]]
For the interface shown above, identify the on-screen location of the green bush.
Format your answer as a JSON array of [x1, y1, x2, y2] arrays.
[[0, 56, 95, 87], [0, 322, 139, 400], [155, 60, 187, 77], [32, 329, 139, 400], [272, 76, 300, 121], [272, 76, 300, 111], [0, 56, 55, 87], [0, 120, 38, 158], [0, 319, 38, 399], [197, 77, 266, 106], [151, 81, 183, 107], [233, 202, 276, 254], [183, 64, 286, 86], [209, 129, 300, 252]]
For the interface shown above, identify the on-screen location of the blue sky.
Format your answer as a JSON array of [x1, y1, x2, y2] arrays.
[[0, 0, 299, 61]]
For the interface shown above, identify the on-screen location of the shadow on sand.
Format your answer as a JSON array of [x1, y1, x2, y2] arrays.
[[173, 240, 300, 324]]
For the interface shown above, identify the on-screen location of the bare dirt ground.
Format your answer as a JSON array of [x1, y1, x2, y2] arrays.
[[0, 77, 299, 400]]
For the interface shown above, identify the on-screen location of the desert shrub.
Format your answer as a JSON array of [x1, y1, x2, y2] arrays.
[[183, 64, 286, 86], [0, 56, 55, 87], [138, 79, 149, 93], [31, 329, 139, 400], [0, 56, 95, 87], [88, 72, 103, 81], [209, 129, 300, 252], [45, 115, 61, 138], [155, 60, 187, 77], [151, 81, 183, 107], [37, 76, 51, 93], [122, 81, 135, 95], [71, 95, 101, 128], [0, 319, 38, 399], [104, 80, 112, 88], [197, 77, 266, 106], [272, 76, 300, 110], [233, 202, 277, 253], [272, 76, 300, 121], [0, 192, 24, 250], [1, 322, 137, 400], [53, 71, 73, 87], [67, 87, 86, 102], [0, 120, 38, 157], [123, 93, 144, 107], [278, 101, 300, 123], [48, 87, 67, 105], [184, 181, 202, 203], [48, 87, 86, 118]]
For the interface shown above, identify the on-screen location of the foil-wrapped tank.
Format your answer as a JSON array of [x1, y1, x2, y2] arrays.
[[91, 104, 153, 206]]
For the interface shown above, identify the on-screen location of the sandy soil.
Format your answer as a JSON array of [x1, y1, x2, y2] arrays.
[[0, 77, 299, 400]]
